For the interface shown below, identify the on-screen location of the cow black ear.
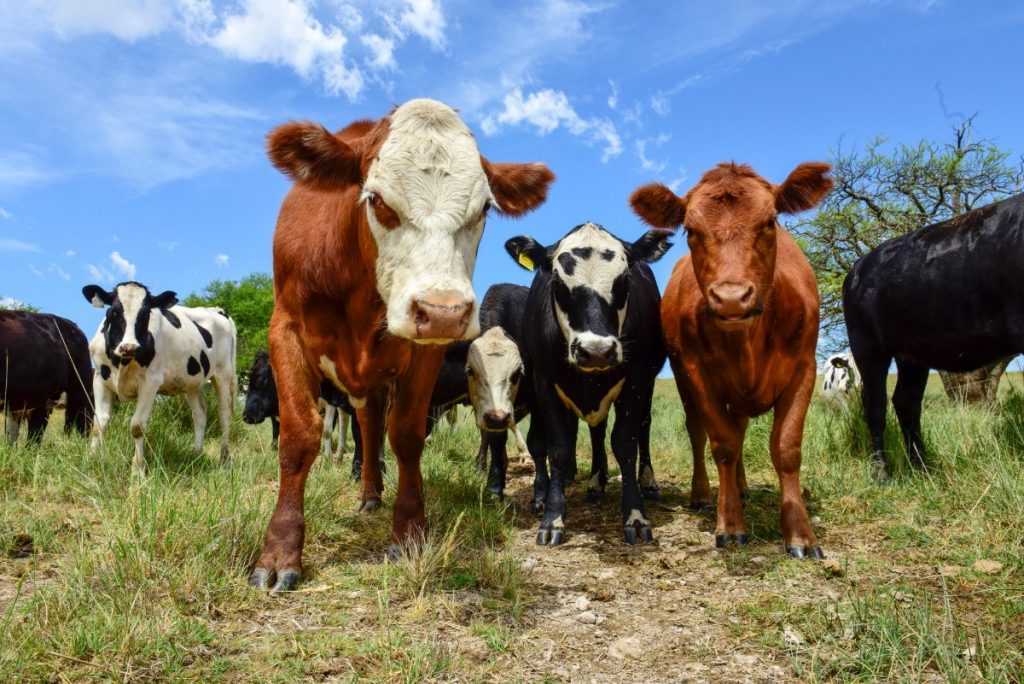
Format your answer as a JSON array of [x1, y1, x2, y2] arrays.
[[504, 236, 549, 271], [151, 290, 178, 309], [82, 284, 113, 308], [629, 229, 674, 264]]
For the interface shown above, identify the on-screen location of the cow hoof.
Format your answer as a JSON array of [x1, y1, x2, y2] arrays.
[[586, 488, 604, 502], [536, 528, 565, 546], [248, 567, 273, 590], [870, 460, 891, 485], [786, 544, 825, 560], [642, 486, 661, 501], [358, 498, 382, 513], [271, 568, 301, 593], [715, 533, 747, 548], [690, 501, 714, 513], [385, 544, 405, 563]]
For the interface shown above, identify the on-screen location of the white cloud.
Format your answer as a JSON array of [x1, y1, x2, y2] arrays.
[[87, 263, 115, 283], [206, 0, 364, 99], [156, 240, 180, 251], [0, 207, 12, 219], [64, 249, 75, 257], [361, 33, 396, 70], [0, 296, 30, 309], [481, 88, 623, 162], [50, 262, 71, 281], [0, 152, 55, 189], [0, 238, 41, 252], [650, 93, 671, 116], [29, 0, 174, 41], [29, 264, 44, 277], [635, 138, 668, 175], [109, 251, 137, 279], [607, 79, 618, 110], [397, 0, 446, 50], [214, 253, 229, 267], [667, 171, 688, 194], [333, 2, 364, 32]]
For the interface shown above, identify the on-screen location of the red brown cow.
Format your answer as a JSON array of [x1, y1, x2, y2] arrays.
[[631, 162, 832, 559], [250, 98, 555, 591]]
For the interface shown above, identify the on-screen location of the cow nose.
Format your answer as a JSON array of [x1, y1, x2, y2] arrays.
[[117, 342, 139, 357], [411, 292, 475, 340], [482, 409, 512, 430], [575, 339, 618, 369], [708, 281, 756, 318]]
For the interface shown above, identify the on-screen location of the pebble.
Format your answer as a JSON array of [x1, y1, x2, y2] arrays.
[[575, 596, 591, 611], [608, 636, 645, 660], [973, 559, 1004, 574], [577, 610, 599, 624]]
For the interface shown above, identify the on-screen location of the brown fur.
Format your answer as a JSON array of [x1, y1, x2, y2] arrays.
[[632, 161, 831, 555], [253, 105, 555, 585]]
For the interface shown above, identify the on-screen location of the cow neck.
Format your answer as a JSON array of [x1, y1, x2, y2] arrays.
[[703, 277, 778, 398]]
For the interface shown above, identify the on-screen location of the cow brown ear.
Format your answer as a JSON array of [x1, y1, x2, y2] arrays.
[[629, 183, 687, 229], [482, 159, 555, 218], [267, 122, 362, 190], [82, 284, 113, 308], [775, 162, 833, 214]]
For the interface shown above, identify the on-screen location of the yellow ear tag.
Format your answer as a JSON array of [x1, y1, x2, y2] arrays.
[[518, 253, 535, 271]]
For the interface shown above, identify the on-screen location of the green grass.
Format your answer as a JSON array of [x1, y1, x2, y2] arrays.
[[1, 374, 1022, 681]]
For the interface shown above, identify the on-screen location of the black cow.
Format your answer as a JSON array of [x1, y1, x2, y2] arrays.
[[843, 193, 1024, 481], [0, 310, 93, 442], [242, 350, 363, 470], [506, 222, 671, 545]]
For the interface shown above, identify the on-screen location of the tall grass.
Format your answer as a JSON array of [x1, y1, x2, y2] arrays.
[[0, 379, 1021, 681]]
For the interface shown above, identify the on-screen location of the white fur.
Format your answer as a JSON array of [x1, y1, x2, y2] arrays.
[[821, 352, 860, 411], [625, 509, 649, 526], [467, 327, 522, 427], [362, 99, 491, 341], [89, 284, 237, 477]]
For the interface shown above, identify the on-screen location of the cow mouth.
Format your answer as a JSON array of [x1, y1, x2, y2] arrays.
[[708, 306, 764, 328]]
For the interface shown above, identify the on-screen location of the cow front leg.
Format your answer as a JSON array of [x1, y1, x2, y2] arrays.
[[26, 409, 51, 442], [355, 391, 387, 511], [90, 373, 113, 451], [335, 410, 350, 461], [320, 404, 337, 457], [526, 420, 548, 514], [535, 400, 576, 546], [185, 390, 208, 454], [485, 429, 508, 499], [212, 375, 233, 462], [129, 379, 162, 478], [771, 365, 822, 560], [612, 392, 653, 544], [702, 397, 747, 547], [638, 398, 659, 500], [586, 420, 608, 501]]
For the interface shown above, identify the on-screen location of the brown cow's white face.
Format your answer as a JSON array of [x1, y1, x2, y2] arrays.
[[361, 100, 492, 342]]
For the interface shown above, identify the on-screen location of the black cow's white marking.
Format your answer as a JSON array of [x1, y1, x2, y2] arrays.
[[505, 223, 671, 546], [83, 281, 238, 477]]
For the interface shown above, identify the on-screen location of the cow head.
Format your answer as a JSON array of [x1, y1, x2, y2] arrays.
[[267, 98, 555, 343], [506, 223, 672, 371], [466, 327, 523, 431], [631, 162, 832, 330], [82, 282, 177, 367], [242, 350, 278, 424]]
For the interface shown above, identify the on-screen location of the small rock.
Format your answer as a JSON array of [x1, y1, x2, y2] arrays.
[[734, 653, 759, 667], [750, 555, 768, 566], [589, 586, 615, 602], [824, 588, 841, 601], [575, 595, 591, 611], [608, 636, 645, 660], [939, 565, 963, 577], [811, 516, 822, 524], [782, 624, 806, 646], [598, 570, 615, 581], [577, 610, 599, 624], [822, 558, 844, 577], [973, 559, 1004, 575], [521, 557, 538, 572], [892, 591, 914, 602]]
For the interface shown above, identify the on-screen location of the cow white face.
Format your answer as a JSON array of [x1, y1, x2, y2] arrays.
[[466, 327, 523, 431], [361, 100, 491, 342], [82, 282, 177, 368], [506, 224, 673, 372], [823, 353, 860, 392]]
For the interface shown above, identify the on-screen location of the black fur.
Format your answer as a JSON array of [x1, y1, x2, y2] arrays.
[[187, 357, 201, 376]]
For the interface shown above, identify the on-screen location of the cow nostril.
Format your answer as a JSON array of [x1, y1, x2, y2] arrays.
[[740, 285, 754, 306]]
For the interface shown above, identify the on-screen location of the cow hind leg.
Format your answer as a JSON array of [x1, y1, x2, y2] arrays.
[[321, 405, 337, 457], [338, 410, 350, 457], [638, 403, 659, 501], [213, 376, 233, 463], [892, 360, 929, 471], [5, 410, 21, 444], [27, 409, 50, 442], [856, 353, 892, 483], [611, 395, 653, 545], [526, 420, 548, 514], [185, 390, 208, 455]]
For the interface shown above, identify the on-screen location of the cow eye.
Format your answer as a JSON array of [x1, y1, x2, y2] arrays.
[[366, 192, 379, 206], [510, 369, 522, 384], [466, 366, 475, 378]]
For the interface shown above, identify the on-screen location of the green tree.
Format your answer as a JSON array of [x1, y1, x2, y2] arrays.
[[184, 273, 274, 373], [791, 116, 1023, 401], [0, 295, 39, 312]]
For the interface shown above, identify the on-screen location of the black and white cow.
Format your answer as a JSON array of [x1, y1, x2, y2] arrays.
[[0, 310, 93, 442], [83, 282, 238, 477], [242, 350, 362, 466], [505, 223, 670, 545], [820, 353, 860, 411]]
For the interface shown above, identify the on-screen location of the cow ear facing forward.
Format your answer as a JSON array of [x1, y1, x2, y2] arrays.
[[774, 162, 833, 214], [504, 236, 549, 272], [629, 183, 687, 229], [151, 290, 178, 309], [628, 229, 674, 264], [267, 121, 363, 191], [82, 284, 114, 308], [482, 159, 556, 218]]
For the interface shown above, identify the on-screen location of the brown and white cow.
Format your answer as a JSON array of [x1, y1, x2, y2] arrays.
[[250, 98, 555, 591], [631, 162, 832, 559]]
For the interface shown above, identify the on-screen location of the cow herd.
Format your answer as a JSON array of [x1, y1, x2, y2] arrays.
[[2, 98, 1022, 592]]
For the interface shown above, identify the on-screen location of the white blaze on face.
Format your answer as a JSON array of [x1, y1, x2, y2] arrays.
[[550, 223, 629, 364], [114, 283, 149, 354], [362, 99, 491, 340], [467, 327, 522, 428]]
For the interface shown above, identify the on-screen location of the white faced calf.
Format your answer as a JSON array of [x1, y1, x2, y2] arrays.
[[821, 352, 860, 411], [83, 282, 238, 476]]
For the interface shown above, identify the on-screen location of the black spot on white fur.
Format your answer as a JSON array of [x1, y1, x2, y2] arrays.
[[557, 253, 576, 276], [100, 365, 111, 380], [571, 247, 593, 259], [187, 357, 201, 376], [161, 309, 182, 328], [199, 350, 210, 376], [193, 321, 213, 348]]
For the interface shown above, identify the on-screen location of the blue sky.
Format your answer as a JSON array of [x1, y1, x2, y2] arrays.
[[2, 0, 1023, 350]]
